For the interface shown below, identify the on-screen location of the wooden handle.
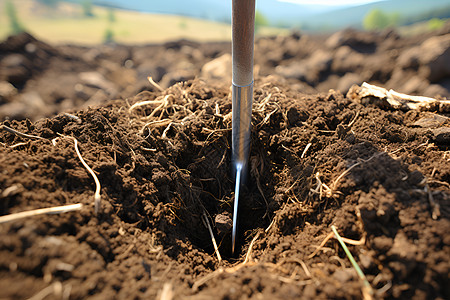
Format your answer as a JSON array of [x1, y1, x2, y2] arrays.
[[232, 0, 255, 86]]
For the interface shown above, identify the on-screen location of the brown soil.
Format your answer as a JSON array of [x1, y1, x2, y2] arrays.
[[1, 27, 450, 299]]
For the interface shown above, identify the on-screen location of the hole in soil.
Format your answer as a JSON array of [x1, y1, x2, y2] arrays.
[[174, 166, 273, 260], [165, 141, 274, 260]]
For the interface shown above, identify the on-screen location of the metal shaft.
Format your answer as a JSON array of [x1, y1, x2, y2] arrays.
[[232, 162, 243, 255], [231, 0, 255, 255], [232, 0, 256, 87]]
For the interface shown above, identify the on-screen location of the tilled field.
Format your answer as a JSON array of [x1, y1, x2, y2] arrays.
[[0, 27, 449, 299]]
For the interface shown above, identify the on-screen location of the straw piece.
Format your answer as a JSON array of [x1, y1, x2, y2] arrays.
[[0, 125, 45, 140], [0, 203, 83, 224]]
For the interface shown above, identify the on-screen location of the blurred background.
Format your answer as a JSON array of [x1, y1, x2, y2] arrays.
[[1, 0, 449, 121], [1, 0, 450, 44]]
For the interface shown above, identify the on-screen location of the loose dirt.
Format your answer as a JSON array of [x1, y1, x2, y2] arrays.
[[0, 27, 449, 299]]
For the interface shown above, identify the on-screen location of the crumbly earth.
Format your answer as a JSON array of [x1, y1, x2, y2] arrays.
[[1, 24, 450, 121], [0, 28, 450, 299]]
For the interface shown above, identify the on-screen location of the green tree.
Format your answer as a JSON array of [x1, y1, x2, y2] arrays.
[[363, 9, 389, 30], [82, 0, 95, 17], [363, 9, 399, 30], [255, 10, 269, 32], [428, 18, 445, 31], [5, 1, 25, 34]]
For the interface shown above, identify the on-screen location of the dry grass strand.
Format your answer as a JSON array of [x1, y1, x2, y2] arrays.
[[0, 203, 83, 224], [0, 125, 45, 140]]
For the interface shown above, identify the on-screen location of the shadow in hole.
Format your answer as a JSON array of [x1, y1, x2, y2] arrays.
[[160, 133, 276, 260]]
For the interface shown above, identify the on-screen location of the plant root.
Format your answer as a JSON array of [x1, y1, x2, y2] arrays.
[[129, 99, 165, 113], [148, 76, 164, 92], [202, 211, 222, 264], [308, 231, 334, 259], [243, 231, 261, 264], [141, 119, 172, 135], [279, 258, 312, 278], [57, 135, 102, 214], [308, 230, 366, 259]]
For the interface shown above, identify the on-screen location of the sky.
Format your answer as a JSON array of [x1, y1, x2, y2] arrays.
[[279, 0, 384, 6]]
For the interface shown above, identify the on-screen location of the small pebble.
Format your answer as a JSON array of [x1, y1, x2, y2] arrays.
[[215, 212, 232, 235], [432, 127, 450, 145]]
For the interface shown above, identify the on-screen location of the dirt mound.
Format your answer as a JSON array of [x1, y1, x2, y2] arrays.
[[0, 32, 231, 121], [2, 26, 450, 121], [1, 73, 449, 299], [262, 28, 450, 97]]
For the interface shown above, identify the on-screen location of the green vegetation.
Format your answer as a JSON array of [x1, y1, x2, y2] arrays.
[[427, 18, 446, 30], [363, 9, 399, 30], [255, 10, 269, 32], [82, 0, 94, 17], [103, 7, 115, 43], [103, 27, 114, 43], [0, 0, 287, 44], [5, 0, 25, 34], [363, 5, 450, 32]]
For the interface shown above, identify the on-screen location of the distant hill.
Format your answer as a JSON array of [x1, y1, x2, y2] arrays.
[[94, 0, 231, 21], [65, 0, 341, 24], [64, 0, 450, 30], [299, 0, 450, 30]]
